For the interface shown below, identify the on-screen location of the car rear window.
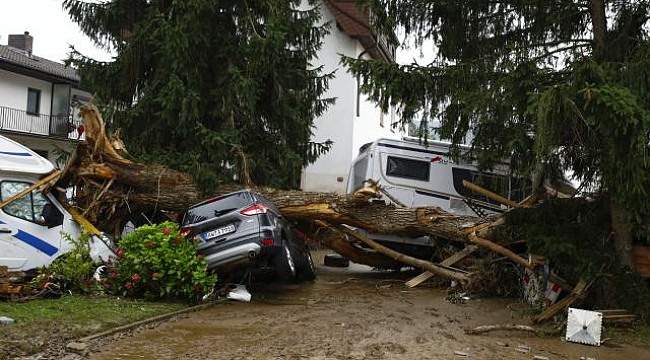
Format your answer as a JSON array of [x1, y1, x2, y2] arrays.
[[182, 192, 253, 225]]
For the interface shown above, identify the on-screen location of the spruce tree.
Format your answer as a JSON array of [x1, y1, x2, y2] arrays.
[[344, 0, 650, 266], [62, 0, 334, 191]]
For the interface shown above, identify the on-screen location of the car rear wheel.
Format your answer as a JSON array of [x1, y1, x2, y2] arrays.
[[294, 246, 316, 281], [275, 240, 296, 281]]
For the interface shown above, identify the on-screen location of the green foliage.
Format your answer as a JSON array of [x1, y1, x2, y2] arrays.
[[63, 0, 334, 191], [40, 232, 97, 294], [503, 198, 612, 283], [101, 222, 216, 302]]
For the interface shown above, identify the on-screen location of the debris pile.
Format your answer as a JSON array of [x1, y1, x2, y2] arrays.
[[0, 266, 28, 300], [35, 104, 649, 327]]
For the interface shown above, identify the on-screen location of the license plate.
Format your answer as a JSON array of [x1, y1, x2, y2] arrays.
[[203, 224, 236, 241]]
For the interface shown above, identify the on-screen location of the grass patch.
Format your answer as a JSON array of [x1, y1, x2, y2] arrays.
[[0, 295, 185, 359]]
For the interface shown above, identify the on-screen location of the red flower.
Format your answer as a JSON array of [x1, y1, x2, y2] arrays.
[[172, 237, 181, 244], [162, 228, 172, 236], [125, 281, 132, 290], [145, 241, 154, 248], [131, 273, 141, 282], [115, 248, 124, 259]]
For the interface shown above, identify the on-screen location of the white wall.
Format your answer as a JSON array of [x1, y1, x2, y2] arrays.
[[301, 2, 403, 193], [301, 2, 358, 193], [0, 69, 84, 166], [0, 69, 52, 115], [351, 44, 401, 161]]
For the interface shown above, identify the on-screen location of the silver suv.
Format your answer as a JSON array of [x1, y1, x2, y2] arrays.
[[180, 189, 315, 281]]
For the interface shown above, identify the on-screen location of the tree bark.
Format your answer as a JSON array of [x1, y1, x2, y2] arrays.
[[611, 200, 634, 269], [589, 0, 607, 59]]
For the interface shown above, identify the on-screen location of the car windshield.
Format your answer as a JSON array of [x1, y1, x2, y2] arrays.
[[182, 192, 252, 225]]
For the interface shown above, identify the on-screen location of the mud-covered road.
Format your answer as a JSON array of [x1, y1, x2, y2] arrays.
[[87, 251, 649, 360]]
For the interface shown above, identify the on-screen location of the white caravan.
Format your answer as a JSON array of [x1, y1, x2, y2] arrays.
[[0, 135, 113, 272], [346, 137, 530, 218]]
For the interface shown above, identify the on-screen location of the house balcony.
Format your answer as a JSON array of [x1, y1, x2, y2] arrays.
[[0, 105, 84, 140]]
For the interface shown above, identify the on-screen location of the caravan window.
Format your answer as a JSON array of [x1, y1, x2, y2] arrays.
[[0, 181, 50, 224], [386, 156, 430, 181], [451, 167, 529, 205]]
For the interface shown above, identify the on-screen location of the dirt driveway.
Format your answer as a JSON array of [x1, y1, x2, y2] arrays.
[[87, 251, 649, 360]]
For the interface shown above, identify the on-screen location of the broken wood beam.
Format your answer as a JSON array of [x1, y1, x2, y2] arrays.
[[531, 279, 588, 324], [405, 245, 479, 288]]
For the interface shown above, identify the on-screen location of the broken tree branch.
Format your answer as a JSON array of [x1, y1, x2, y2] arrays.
[[314, 220, 471, 285], [466, 324, 540, 335]]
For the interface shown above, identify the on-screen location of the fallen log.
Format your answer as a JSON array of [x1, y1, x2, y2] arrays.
[[466, 324, 540, 335]]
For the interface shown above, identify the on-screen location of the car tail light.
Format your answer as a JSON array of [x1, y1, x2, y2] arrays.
[[179, 227, 194, 237], [240, 204, 269, 216], [262, 238, 274, 246]]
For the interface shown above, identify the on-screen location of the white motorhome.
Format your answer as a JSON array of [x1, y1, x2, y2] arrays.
[[0, 135, 113, 271], [346, 137, 530, 218]]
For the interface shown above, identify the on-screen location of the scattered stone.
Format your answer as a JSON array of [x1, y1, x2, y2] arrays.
[[515, 344, 531, 354], [0, 316, 15, 324], [533, 355, 549, 360], [454, 348, 471, 356], [66, 342, 88, 354]]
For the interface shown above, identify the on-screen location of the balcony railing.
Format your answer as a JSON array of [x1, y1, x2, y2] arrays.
[[0, 105, 84, 140]]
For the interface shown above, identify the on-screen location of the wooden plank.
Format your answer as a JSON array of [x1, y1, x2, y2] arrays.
[[602, 314, 636, 323], [531, 279, 588, 324], [0, 283, 24, 295], [405, 245, 479, 288]]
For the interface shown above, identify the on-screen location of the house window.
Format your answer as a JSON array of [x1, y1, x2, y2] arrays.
[[385, 156, 430, 181], [27, 88, 41, 115]]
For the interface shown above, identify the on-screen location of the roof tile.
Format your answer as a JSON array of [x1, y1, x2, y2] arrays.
[[0, 44, 79, 82]]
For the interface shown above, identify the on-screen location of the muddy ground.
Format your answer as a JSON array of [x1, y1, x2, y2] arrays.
[[68, 251, 650, 359]]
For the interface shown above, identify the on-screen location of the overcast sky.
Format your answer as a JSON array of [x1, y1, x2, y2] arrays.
[[1, 0, 431, 65], [0, 0, 113, 62]]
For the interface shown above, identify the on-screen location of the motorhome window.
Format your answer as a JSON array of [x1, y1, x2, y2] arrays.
[[0, 181, 49, 223], [386, 156, 430, 181], [452, 168, 527, 205], [352, 156, 369, 190]]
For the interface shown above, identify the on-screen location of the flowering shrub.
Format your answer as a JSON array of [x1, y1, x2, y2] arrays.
[[101, 221, 216, 302], [44, 231, 96, 294]]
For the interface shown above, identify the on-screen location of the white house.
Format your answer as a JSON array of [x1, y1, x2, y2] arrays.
[[0, 31, 89, 167], [301, 0, 404, 193]]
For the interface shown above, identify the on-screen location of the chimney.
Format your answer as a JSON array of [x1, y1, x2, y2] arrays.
[[8, 31, 33, 54]]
